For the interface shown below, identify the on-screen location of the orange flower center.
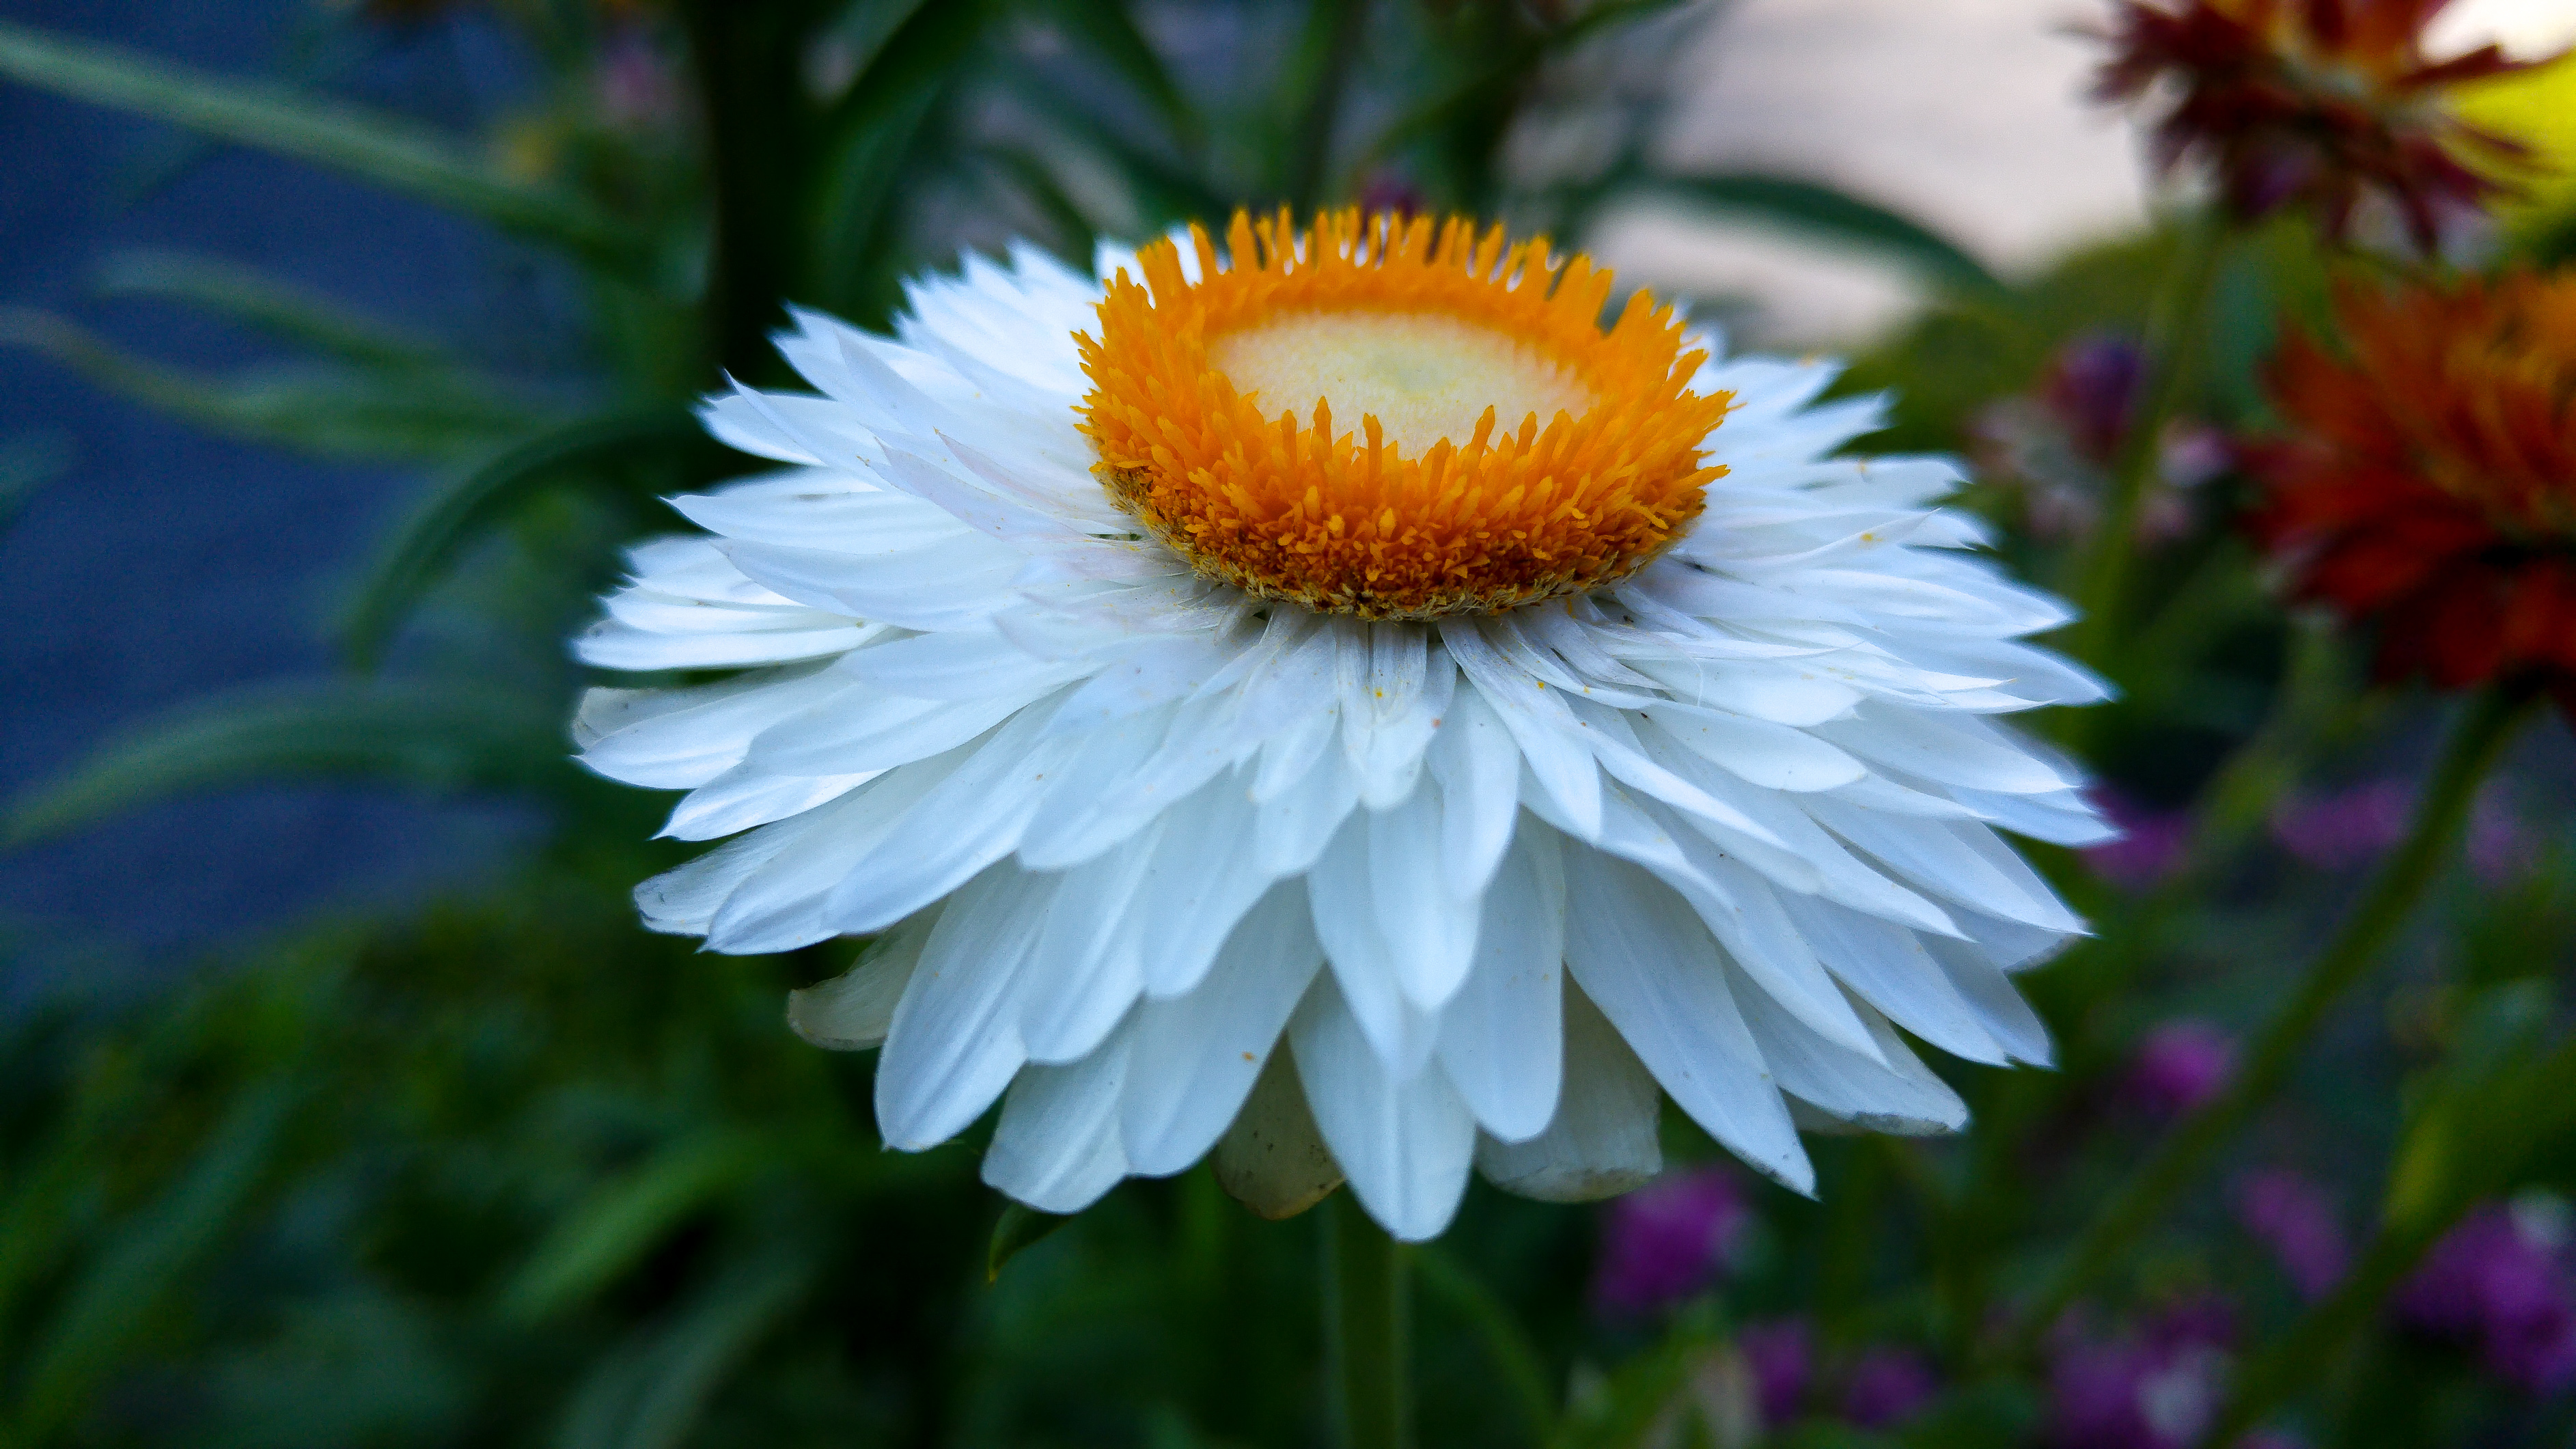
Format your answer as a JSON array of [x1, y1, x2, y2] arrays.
[[1075, 210, 1729, 620]]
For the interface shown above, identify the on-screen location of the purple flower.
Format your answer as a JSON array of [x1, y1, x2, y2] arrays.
[[596, 30, 682, 132], [2127, 1020, 2237, 1119], [2270, 779, 2413, 870], [2234, 1170, 2349, 1301], [1841, 1345, 1939, 1429], [2045, 1299, 2235, 1449], [1592, 1166, 1749, 1315], [2467, 795, 2536, 884], [1738, 1318, 1812, 1427], [2398, 1200, 2576, 1394], [2044, 333, 2150, 463], [2085, 790, 2193, 892]]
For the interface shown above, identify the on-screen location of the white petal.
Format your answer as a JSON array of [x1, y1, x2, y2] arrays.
[[875, 863, 1056, 1147], [1289, 976, 1477, 1243], [745, 676, 1052, 778], [1773, 894, 2007, 1066], [1016, 827, 1159, 1064], [1425, 685, 1521, 898], [1306, 816, 1445, 1077], [660, 765, 878, 842], [1475, 980, 1663, 1202], [1368, 788, 1480, 1010], [719, 536, 1022, 631], [1924, 935, 2055, 1066], [704, 747, 978, 952], [1728, 965, 1967, 1135], [982, 1028, 1133, 1214], [1560, 846, 1812, 1194], [819, 703, 1078, 935], [1435, 825, 1567, 1143], [1811, 704, 2078, 797], [1441, 620, 1603, 839], [579, 665, 855, 790], [577, 616, 867, 671], [1642, 701, 1865, 792], [1120, 881, 1325, 1175], [633, 816, 805, 936], [1254, 742, 1362, 876], [1133, 778, 1278, 997], [1806, 800, 2086, 935]]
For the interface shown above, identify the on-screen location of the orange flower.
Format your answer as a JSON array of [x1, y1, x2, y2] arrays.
[[1077, 210, 1726, 620], [2092, 0, 2556, 248], [2247, 272, 2576, 710]]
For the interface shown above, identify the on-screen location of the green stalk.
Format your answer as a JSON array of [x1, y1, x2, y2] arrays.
[[1326, 1192, 1411, 1449], [2005, 683, 2537, 1360], [2198, 1210, 2461, 1448], [2067, 215, 2229, 672], [1285, 0, 1369, 213]]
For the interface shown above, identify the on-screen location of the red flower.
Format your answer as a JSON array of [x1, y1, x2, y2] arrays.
[[2246, 272, 2576, 710], [2092, 0, 2556, 249]]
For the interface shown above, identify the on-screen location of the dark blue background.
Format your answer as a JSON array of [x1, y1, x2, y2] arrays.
[[0, 1, 551, 1004]]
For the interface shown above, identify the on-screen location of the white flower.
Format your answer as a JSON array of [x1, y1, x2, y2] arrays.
[[573, 212, 2111, 1241]]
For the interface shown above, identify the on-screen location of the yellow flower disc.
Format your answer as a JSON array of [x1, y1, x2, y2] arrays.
[[1075, 209, 1731, 620]]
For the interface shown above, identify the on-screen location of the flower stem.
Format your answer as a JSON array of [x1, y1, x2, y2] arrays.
[[1327, 1191, 1412, 1449], [2005, 682, 2536, 1361], [2197, 1207, 2463, 1447], [2068, 213, 2230, 672]]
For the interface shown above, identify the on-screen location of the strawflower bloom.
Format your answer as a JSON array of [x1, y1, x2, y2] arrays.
[[2247, 272, 2576, 717], [2091, 0, 2553, 249], [574, 210, 2107, 1239]]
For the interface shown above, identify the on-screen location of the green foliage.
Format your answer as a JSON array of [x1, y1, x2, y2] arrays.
[[4, 680, 569, 846], [1612, 175, 2002, 295], [0, 19, 653, 281]]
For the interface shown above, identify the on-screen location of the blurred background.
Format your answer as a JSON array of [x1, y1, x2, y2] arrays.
[[5, 1, 2576, 1446]]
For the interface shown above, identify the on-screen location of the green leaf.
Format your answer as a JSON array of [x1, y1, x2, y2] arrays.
[[0, 20, 651, 279], [1616, 174, 2004, 294], [984, 147, 1101, 262], [95, 249, 447, 370], [501, 1131, 768, 1324], [553, 1252, 814, 1449], [338, 407, 711, 667], [0, 307, 544, 460], [1037, 0, 1199, 150], [12, 1079, 297, 1440], [1416, 1244, 1557, 1445], [0, 429, 73, 533], [987, 1200, 1075, 1282], [5, 679, 565, 846], [1550, 1326, 1710, 1449], [1011, 80, 1231, 236], [808, 0, 992, 318]]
